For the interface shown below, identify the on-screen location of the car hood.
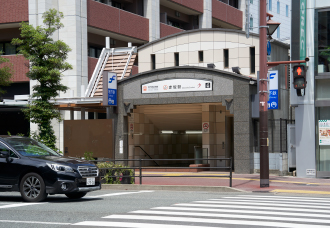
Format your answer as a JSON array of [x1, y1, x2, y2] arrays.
[[28, 156, 95, 167]]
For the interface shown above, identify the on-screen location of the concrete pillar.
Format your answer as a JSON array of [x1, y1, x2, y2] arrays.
[[81, 108, 85, 120], [144, 0, 160, 41], [70, 110, 74, 120], [200, 0, 212, 28], [94, 112, 98, 119]]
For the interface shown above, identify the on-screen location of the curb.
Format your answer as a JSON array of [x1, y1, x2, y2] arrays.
[[101, 184, 246, 193]]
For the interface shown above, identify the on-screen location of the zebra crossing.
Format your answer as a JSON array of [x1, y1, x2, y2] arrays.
[[72, 194, 330, 227]]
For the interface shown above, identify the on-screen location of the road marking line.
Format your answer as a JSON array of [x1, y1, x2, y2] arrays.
[[194, 200, 330, 209], [104, 215, 329, 228], [86, 190, 154, 198], [153, 206, 330, 219], [239, 195, 330, 200], [223, 196, 330, 203], [72, 221, 218, 228], [210, 198, 330, 206], [176, 203, 330, 214], [271, 189, 330, 194], [130, 209, 330, 224], [0, 203, 44, 209], [0, 220, 71, 225]]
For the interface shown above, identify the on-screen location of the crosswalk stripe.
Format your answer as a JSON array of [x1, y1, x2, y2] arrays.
[[238, 195, 330, 201], [209, 198, 330, 206], [129, 209, 330, 224], [72, 221, 220, 228], [152, 206, 330, 219], [193, 200, 330, 209], [221, 196, 330, 204], [0, 203, 44, 209], [103, 215, 329, 228], [175, 203, 330, 214]]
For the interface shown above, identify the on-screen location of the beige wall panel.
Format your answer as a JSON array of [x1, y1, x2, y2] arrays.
[[201, 31, 214, 42], [225, 33, 238, 43], [179, 51, 189, 65], [239, 57, 250, 68], [156, 53, 165, 64], [239, 47, 250, 58], [202, 133, 210, 144], [165, 52, 175, 63], [141, 46, 153, 56], [189, 51, 199, 64], [229, 48, 239, 59], [202, 112, 210, 122], [177, 33, 189, 45], [216, 133, 225, 145], [229, 58, 239, 68], [165, 36, 177, 49], [216, 112, 225, 122], [204, 50, 214, 64], [240, 67, 251, 76], [165, 62, 175, 68], [156, 63, 165, 69], [214, 49, 224, 62], [189, 32, 201, 43], [152, 41, 165, 53], [138, 62, 151, 73], [238, 33, 253, 45], [214, 31, 226, 41]]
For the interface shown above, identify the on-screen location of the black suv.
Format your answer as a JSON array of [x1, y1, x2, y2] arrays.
[[0, 136, 101, 202]]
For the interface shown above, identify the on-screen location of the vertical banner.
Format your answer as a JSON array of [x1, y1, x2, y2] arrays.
[[268, 70, 279, 110], [300, 0, 306, 61], [319, 120, 330, 145], [103, 71, 117, 106]]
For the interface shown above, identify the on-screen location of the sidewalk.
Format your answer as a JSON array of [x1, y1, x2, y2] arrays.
[[102, 171, 330, 195]]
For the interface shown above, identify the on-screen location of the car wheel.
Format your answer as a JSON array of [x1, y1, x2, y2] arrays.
[[65, 192, 87, 199], [20, 173, 47, 202]]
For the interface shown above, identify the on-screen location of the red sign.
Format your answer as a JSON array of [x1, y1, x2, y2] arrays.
[[129, 123, 134, 131], [203, 123, 209, 130]]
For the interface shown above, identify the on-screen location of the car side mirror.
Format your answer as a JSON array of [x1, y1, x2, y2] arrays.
[[0, 150, 12, 162]]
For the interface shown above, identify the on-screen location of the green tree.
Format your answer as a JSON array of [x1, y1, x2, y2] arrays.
[[12, 9, 72, 150], [0, 55, 13, 96]]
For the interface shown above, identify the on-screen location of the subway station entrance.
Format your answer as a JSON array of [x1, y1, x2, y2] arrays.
[[127, 103, 234, 169]]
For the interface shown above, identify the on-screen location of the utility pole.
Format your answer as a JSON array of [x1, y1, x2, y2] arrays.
[[259, 0, 269, 188]]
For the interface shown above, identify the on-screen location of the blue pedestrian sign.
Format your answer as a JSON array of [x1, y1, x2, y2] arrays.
[[107, 72, 117, 106], [267, 41, 271, 55], [268, 70, 279, 110]]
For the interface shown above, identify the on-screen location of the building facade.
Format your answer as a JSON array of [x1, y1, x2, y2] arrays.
[[291, 0, 330, 178]]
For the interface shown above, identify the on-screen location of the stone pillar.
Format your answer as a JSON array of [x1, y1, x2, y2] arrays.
[[200, 0, 212, 28], [144, 0, 160, 41], [233, 80, 253, 173], [202, 104, 216, 166]]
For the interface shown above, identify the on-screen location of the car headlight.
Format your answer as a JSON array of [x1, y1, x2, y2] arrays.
[[46, 163, 74, 173]]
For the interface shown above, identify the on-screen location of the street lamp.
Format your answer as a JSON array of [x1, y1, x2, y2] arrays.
[[259, 1, 280, 188], [266, 13, 281, 37]]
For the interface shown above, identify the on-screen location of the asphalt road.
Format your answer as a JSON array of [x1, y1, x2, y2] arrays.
[[1, 190, 330, 228]]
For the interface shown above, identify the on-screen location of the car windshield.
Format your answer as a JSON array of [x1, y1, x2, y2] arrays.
[[3, 137, 60, 157]]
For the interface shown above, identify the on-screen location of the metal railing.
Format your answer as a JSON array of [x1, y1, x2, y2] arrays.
[[134, 146, 159, 166], [94, 157, 233, 187]]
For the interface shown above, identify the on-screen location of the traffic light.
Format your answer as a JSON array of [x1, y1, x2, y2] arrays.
[[292, 65, 307, 90]]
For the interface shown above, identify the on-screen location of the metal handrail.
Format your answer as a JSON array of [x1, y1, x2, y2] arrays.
[[134, 146, 159, 166], [94, 157, 233, 187]]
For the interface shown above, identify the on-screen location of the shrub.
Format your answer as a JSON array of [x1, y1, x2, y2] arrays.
[[97, 162, 134, 184]]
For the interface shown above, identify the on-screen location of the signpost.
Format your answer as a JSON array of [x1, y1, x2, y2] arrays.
[[103, 71, 117, 106], [300, 0, 306, 62], [267, 70, 279, 110]]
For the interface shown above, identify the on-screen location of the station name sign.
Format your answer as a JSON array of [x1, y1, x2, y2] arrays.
[[141, 78, 213, 94]]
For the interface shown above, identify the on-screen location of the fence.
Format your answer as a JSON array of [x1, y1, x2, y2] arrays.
[[254, 119, 295, 153], [94, 157, 233, 187]]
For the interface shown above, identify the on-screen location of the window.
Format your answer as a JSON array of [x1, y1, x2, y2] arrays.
[[286, 5, 289, 17], [224, 49, 229, 68], [250, 47, 255, 74], [151, 54, 155, 70], [269, 0, 272, 11], [277, 26, 280, 38], [317, 10, 330, 73], [277, 1, 280, 14], [174, 53, 179, 66], [198, 51, 203, 62], [250, 0, 253, 4], [250, 17, 253, 31], [0, 143, 18, 158], [112, 1, 122, 9], [0, 42, 18, 55], [88, 46, 102, 58]]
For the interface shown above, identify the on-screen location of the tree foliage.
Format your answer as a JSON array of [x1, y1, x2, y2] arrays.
[[12, 9, 72, 150], [0, 54, 13, 96]]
